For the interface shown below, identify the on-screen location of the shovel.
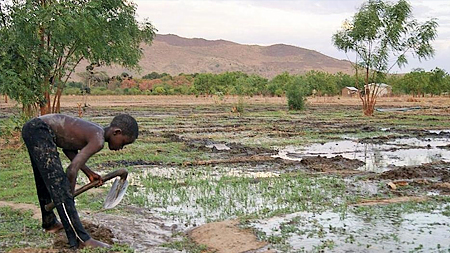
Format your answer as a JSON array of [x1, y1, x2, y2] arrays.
[[45, 168, 129, 211]]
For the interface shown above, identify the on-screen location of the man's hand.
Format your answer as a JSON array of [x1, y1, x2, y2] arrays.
[[63, 149, 104, 187], [87, 171, 104, 187]]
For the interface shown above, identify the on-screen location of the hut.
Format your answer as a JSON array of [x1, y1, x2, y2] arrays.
[[366, 83, 392, 97], [341, 87, 359, 97]]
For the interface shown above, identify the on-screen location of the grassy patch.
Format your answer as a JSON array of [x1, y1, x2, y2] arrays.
[[131, 167, 351, 224], [79, 244, 134, 253], [161, 235, 209, 253], [0, 206, 53, 251]]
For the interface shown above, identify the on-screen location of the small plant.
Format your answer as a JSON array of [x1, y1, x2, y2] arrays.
[[0, 113, 29, 145], [233, 96, 246, 113], [161, 236, 209, 253], [79, 244, 134, 253], [0, 206, 53, 251]]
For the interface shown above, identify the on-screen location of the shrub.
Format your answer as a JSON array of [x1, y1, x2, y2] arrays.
[[63, 87, 82, 95], [286, 77, 308, 110], [274, 88, 284, 97], [153, 86, 166, 95], [235, 96, 245, 113], [124, 87, 141, 95]]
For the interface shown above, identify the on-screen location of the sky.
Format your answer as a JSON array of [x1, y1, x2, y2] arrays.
[[133, 0, 450, 74]]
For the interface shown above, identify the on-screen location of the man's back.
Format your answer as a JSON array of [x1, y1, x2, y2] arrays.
[[39, 114, 104, 151]]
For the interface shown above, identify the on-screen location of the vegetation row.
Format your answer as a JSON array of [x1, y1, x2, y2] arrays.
[[67, 68, 450, 98]]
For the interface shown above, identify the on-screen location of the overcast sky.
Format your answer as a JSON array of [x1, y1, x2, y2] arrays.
[[134, 0, 450, 74]]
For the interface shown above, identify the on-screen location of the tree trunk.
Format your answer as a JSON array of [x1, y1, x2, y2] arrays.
[[40, 91, 51, 115], [23, 104, 37, 117], [362, 67, 374, 116], [52, 86, 63, 113]]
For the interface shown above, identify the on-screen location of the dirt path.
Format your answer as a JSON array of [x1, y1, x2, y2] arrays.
[[2, 94, 450, 110], [0, 201, 41, 220], [189, 220, 271, 253]]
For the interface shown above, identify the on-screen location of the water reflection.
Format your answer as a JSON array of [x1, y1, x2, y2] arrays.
[[252, 208, 450, 252], [276, 136, 450, 173]]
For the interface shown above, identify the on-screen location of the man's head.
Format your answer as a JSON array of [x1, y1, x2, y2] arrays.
[[107, 114, 138, 150]]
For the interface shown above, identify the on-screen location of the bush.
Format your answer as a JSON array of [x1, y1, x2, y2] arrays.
[[123, 87, 141, 95], [66, 81, 82, 89], [153, 86, 166, 95], [274, 88, 284, 97], [63, 87, 82, 95], [0, 113, 29, 139], [286, 77, 307, 110], [91, 87, 115, 95], [235, 96, 245, 113]]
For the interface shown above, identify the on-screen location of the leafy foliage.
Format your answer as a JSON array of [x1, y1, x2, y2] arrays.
[[391, 67, 450, 96], [286, 76, 308, 110], [0, 0, 156, 115], [332, 0, 438, 115]]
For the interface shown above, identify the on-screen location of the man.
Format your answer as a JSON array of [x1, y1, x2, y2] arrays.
[[22, 113, 138, 249]]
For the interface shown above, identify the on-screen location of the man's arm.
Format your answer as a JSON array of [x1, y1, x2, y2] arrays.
[[63, 149, 103, 182], [63, 144, 103, 194]]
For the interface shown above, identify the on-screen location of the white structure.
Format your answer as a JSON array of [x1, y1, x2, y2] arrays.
[[366, 83, 392, 97]]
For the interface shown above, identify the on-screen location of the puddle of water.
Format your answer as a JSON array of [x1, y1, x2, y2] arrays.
[[428, 129, 450, 134], [275, 136, 450, 173], [252, 208, 450, 252], [205, 143, 231, 150]]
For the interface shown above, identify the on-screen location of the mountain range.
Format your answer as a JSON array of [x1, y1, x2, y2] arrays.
[[74, 34, 354, 80]]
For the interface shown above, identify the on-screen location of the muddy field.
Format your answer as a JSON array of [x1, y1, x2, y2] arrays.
[[2, 95, 450, 252]]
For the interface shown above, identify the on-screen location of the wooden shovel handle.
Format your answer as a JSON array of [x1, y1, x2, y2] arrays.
[[44, 168, 128, 211]]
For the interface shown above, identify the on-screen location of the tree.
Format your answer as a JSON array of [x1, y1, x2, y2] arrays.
[[428, 67, 447, 96], [332, 0, 438, 116], [335, 72, 355, 91], [193, 73, 217, 95], [401, 69, 429, 97], [304, 70, 337, 96], [0, 0, 155, 115], [142, 71, 162, 80], [268, 72, 293, 97]]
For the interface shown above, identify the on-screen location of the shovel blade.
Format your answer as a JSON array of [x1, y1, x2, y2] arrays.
[[103, 178, 129, 209]]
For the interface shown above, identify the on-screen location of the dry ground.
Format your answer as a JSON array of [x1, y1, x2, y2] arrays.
[[2, 94, 450, 109]]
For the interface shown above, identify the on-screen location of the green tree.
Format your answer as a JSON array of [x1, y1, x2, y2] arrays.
[[332, 0, 438, 116], [304, 70, 337, 96], [245, 74, 268, 96], [193, 73, 217, 95], [385, 74, 403, 95], [335, 72, 355, 92], [142, 71, 162, 80], [268, 72, 293, 97], [0, 0, 155, 115], [428, 67, 447, 96], [400, 69, 429, 96]]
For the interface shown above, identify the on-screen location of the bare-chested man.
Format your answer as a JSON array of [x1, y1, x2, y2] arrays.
[[22, 114, 138, 249]]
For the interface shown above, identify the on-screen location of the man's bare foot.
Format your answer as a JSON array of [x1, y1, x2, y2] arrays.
[[79, 238, 111, 249], [44, 221, 64, 233]]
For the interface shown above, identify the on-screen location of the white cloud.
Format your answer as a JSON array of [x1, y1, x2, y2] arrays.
[[135, 0, 450, 73]]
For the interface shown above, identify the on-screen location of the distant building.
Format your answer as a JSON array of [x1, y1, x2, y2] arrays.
[[341, 87, 359, 97], [366, 83, 392, 97]]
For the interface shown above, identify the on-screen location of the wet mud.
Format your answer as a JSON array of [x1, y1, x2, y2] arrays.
[[52, 221, 114, 250]]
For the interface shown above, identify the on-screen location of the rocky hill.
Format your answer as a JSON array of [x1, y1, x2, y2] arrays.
[[73, 34, 353, 80]]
